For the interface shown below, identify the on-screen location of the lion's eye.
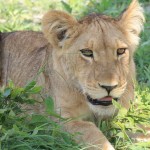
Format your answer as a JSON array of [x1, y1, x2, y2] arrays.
[[80, 49, 93, 58], [117, 48, 127, 55]]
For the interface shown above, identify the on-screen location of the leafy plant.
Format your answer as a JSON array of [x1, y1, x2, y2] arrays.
[[0, 81, 81, 150], [99, 85, 150, 150]]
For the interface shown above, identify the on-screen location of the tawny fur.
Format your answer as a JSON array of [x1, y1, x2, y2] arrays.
[[0, 0, 145, 149]]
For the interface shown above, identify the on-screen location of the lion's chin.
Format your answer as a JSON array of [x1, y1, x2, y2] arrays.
[[87, 95, 119, 106], [87, 102, 119, 119]]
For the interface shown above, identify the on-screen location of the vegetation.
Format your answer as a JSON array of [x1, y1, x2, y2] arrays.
[[0, 80, 82, 149], [0, 0, 150, 149]]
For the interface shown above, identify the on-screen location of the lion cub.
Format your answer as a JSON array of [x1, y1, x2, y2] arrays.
[[0, 0, 144, 149]]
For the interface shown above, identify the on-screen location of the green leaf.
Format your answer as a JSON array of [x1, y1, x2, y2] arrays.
[[112, 99, 122, 109], [8, 80, 14, 89], [24, 80, 36, 91], [44, 97, 62, 118], [118, 108, 128, 117], [13, 124, 20, 132], [27, 86, 42, 94], [61, 1, 72, 13], [0, 109, 7, 114], [30, 114, 47, 124], [116, 132, 124, 138], [45, 97, 55, 113], [32, 127, 39, 135], [11, 88, 24, 99], [3, 88, 11, 97], [9, 110, 15, 117]]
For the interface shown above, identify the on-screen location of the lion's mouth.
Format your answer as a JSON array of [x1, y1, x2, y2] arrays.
[[87, 95, 118, 106]]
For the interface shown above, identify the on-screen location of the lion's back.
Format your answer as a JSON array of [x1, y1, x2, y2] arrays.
[[0, 31, 50, 86]]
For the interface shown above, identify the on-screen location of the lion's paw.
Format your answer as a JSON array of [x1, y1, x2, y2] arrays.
[[103, 141, 115, 150]]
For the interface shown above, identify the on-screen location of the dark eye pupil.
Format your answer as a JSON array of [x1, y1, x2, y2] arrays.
[[80, 49, 93, 57]]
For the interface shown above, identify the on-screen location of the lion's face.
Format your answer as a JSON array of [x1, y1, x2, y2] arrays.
[[64, 19, 129, 101], [42, 0, 144, 117], [58, 19, 130, 117]]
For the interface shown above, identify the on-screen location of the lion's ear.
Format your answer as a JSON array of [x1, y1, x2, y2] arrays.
[[118, 0, 145, 47], [42, 10, 77, 48]]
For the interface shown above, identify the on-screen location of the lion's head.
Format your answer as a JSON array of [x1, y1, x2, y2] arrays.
[[42, 0, 145, 118]]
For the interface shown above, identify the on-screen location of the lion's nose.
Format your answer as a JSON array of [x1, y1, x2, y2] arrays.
[[100, 85, 118, 94]]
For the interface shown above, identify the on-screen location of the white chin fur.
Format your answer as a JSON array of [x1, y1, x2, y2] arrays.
[[87, 102, 118, 119]]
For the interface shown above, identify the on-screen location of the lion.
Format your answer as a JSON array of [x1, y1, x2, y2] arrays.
[[0, 0, 145, 149]]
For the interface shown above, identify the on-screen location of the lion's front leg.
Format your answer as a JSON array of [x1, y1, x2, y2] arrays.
[[65, 120, 115, 150]]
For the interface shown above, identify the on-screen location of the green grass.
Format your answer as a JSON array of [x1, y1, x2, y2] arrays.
[[0, 81, 82, 150], [0, 0, 150, 150]]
